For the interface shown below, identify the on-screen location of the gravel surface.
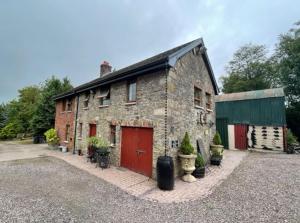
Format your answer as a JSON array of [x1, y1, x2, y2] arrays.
[[0, 152, 299, 223]]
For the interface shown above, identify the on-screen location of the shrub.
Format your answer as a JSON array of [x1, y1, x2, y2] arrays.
[[180, 132, 194, 155], [195, 154, 205, 168], [88, 136, 110, 148], [287, 129, 298, 145], [0, 122, 22, 140], [44, 128, 59, 145], [213, 132, 222, 145]]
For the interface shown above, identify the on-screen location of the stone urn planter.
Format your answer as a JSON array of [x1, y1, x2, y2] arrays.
[[178, 153, 197, 182]]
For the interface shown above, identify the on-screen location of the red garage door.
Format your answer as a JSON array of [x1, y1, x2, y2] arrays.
[[234, 124, 248, 150], [121, 127, 153, 177]]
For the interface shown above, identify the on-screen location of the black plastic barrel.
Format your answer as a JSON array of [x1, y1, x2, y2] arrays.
[[156, 156, 174, 190]]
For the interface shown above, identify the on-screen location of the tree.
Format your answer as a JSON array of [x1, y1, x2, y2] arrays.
[[274, 21, 300, 106], [220, 44, 275, 93], [0, 103, 8, 129], [273, 21, 300, 139], [31, 76, 73, 136]]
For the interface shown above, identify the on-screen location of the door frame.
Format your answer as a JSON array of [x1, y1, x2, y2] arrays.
[[120, 126, 153, 177]]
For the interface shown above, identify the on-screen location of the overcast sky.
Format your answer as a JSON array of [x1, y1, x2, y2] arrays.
[[0, 0, 299, 103]]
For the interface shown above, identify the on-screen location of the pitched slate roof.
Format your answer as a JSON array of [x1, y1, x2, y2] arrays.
[[215, 88, 285, 102], [54, 38, 218, 100]]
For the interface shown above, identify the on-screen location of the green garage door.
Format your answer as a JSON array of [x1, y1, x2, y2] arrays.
[[216, 118, 229, 149]]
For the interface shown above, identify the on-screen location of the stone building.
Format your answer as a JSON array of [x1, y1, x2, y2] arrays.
[[54, 38, 219, 178]]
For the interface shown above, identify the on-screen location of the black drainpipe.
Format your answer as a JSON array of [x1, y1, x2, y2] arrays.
[[164, 64, 168, 156], [73, 94, 79, 154]]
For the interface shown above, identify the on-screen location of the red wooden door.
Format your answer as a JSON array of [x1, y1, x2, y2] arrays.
[[89, 124, 97, 137], [121, 127, 153, 177], [234, 124, 247, 150]]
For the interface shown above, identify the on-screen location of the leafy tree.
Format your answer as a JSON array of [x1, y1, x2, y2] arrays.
[[273, 21, 300, 139], [0, 103, 8, 129], [31, 76, 73, 136], [220, 44, 275, 93], [273, 21, 300, 106]]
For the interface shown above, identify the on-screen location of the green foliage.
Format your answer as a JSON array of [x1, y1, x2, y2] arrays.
[[213, 132, 222, 145], [180, 132, 194, 155], [0, 121, 22, 139], [273, 22, 300, 106], [0, 103, 8, 129], [220, 44, 274, 93], [31, 76, 73, 136], [195, 154, 205, 168], [87, 136, 110, 148], [44, 128, 60, 145], [287, 129, 298, 145]]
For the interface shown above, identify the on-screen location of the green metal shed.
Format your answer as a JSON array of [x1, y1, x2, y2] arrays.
[[215, 88, 286, 151]]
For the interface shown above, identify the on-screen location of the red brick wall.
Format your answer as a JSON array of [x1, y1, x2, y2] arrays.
[[54, 97, 76, 151]]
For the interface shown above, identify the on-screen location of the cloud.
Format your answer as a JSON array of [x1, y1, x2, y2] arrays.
[[0, 0, 299, 103]]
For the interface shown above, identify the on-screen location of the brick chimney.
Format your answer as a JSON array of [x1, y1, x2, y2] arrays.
[[100, 61, 112, 77]]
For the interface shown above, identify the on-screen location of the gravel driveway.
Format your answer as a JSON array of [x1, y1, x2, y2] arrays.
[[0, 152, 299, 222]]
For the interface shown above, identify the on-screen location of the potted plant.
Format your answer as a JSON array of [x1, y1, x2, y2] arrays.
[[192, 154, 205, 178], [210, 132, 224, 165], [88, 136, 110, 168], [44, 128, 60, 150], [178, 132, 197, 182]]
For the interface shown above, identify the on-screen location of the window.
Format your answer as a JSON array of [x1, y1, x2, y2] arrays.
[[98, 86, 110, 106], [65, 124, 70, 141], [83, 93, 90, 108], [127, 79, 136, 102], [110, 125, 116, 145], [194, 86, 202, 107], [79, 123, 83, 138], [62, 100, 66, 111], [206, 92, 212, 109], [67, 99, 72, 111]]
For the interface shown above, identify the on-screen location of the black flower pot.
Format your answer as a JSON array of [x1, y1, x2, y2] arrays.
[[192, 167, 205, 178], [210, 156, 222, 166]]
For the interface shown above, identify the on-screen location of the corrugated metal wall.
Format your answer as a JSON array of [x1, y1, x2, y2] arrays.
[[216, 97, 286, 126]]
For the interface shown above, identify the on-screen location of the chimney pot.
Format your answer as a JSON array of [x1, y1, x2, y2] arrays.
[[100, 61, 112, 77]]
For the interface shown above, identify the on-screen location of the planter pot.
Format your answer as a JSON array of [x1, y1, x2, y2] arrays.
[[210, 156, 222, 166], [210, 144, 224, 157], [61, 146, 67, 153], [192, 167, 205, 178], [178, 153, 197, 182]]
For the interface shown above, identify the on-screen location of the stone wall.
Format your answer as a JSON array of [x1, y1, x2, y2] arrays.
[[75, 70, 167, 178], [54, 97, 76, 151], [167, 48, 216, 176]]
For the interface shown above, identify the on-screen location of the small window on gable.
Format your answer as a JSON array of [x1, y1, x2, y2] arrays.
[[67, 99, 72, 111], [83, 93, 90, 108], [110, 125, 116, 145], [98, 86, 110, 106], [194, 86, 202, 107], [206, 92, 212, 110], [127, 79, 136, 102]]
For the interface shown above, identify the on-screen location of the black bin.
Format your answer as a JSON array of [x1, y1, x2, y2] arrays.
[[156, 156, 174, 190]]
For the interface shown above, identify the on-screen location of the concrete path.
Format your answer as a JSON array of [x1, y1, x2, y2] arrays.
[[0, 141, 248, 203]]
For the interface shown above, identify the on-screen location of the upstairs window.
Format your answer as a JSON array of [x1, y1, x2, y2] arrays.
[[127, 79, 136, 102], [206, 92, 212, 110], [83, 93, 90, 108], [194, 86, 202, 107], [67, 99, 72, 111], [98, 86, 110, 106]]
